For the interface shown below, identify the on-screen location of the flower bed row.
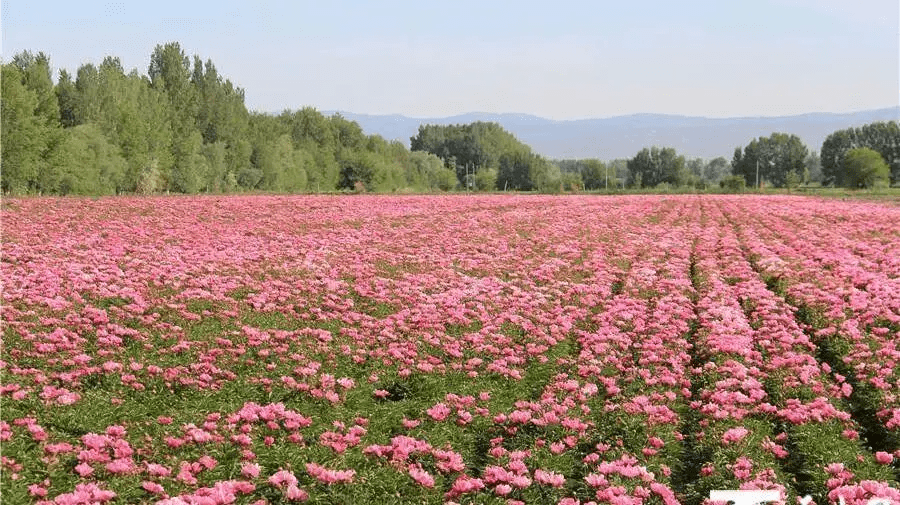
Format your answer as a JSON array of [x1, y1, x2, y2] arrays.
[[718, 199, 900, 454]]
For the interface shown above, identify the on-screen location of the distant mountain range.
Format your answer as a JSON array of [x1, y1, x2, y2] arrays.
[[325, 107, 899, 160]]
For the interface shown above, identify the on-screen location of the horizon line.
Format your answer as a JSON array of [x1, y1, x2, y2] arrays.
[[260, 106, 900, 123]]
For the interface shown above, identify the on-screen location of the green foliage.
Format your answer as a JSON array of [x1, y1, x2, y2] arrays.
[[171, 131, 205, 193], [529, 157, 562, 192], [338, 151, 380, 191], [703, 157, 729, 183], [473, 167, 498, 191], [804, 150, 822, 184], [12, 51, 60, 124], [200, 141, 228, 192], [841, 147, 890, 188], [411, 122, 549, 191], [557, 159, 605, 190], [1, 54, 62, 194], [4, 42, 897, 196], [626, 146, 685, 188], [719, 174, 746, 192], [559, 170, 582, 192], [2, 63, 43, 193], [406, 150, 458, 191], [784, 169, 801, 191], [119, 75, 174, 193], [3, 43, 450, 195], [55, 69, 78, 128], [50, 124, 127, 194], [732, 132, 808, 188], [821, 121, 900, 186]]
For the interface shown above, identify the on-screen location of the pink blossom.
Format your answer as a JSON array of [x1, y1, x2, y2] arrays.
[[426, 403, 451, 421], [721, 427, 750, 445], [141, 481, 166, 496], [269, 469, 299, 488], [242, 462, 261, 478], [408, 465, 435, 488], [285, 484, 308, 501], [74, 462, 94, 477], [28, 483, 48, 497], [445, 475, 485, 499], [534, 469, 566, 488], [146, 463, 171, 477], [874, 451, 893, 465]]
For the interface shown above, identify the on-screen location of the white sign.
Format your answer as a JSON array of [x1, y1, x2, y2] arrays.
[[709, 490, 782, 505], [709, 491, 897, 505]]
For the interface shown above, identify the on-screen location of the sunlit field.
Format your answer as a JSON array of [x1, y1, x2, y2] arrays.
[[2, 194, 898, 505]]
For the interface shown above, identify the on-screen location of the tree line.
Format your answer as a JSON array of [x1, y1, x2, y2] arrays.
[[1, 44, 460, 195], [2, 42, 898, 195]]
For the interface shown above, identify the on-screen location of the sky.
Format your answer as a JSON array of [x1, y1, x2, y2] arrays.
[[2, 0, 898, 120]]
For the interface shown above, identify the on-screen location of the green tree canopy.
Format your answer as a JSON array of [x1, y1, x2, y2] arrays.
[[626, 147, 685, 188], [49, 124, 127, 195], [411, 121, 552, 190], [3, 41, 571, 195], [703, 156, 729, 183], [1, 54, 61, 193], [731, 133, 808, 188], [821, 122, 899, 186], [841, 147, 890, 188]]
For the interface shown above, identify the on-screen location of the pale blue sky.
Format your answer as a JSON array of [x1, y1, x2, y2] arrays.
[[2, 0, 897, 119]]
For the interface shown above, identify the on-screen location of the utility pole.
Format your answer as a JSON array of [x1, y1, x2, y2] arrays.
[[756, 158, 759, 190], [605, 163, 609, 191]]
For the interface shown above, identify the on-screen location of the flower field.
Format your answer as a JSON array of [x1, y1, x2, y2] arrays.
[[1, 194, 898, 505]]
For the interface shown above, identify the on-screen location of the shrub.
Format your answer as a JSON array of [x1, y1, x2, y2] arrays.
[[842, 148, 890, 188], [719, 175, 746, 192]]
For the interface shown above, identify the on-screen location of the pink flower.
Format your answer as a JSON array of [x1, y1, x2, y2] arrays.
[[534, 469, 565, 488], [874, 451, 893, 465], [495, 484, 513, 495], [197, 455, 217, 470], [408, 465, 435, 488], [242, 462, 261, 478], [585, 473, 608, 487], [141, 480, 166, 496], [146, 463, 171, 477], [105, 457, 136, 474], [722, 427, 749, 445], [305, 462, 355, 484], [510, 474, 532, 488], [269, 469, 298, 488], [426, 403, 451, 421], [731, 457, 753, 481], [285, 484, 308, 501], [75, 462, 95, 477], [445, 475, 485, 498], [51, 483, 116, 503], [28, 483, 48, 497]]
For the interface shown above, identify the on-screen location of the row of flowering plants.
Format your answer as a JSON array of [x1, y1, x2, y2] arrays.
[[710, 199, 899, 505], [722, 198, 900, 453], [686, 209, 793, 505], [2, 195, 899, 505], [563, 205, 698, 505]]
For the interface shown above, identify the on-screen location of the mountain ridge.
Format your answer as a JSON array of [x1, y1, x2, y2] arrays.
[[323, 107, 899, 160]]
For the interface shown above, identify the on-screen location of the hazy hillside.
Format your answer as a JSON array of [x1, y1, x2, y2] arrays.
[[328, 108, 900, 160]]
